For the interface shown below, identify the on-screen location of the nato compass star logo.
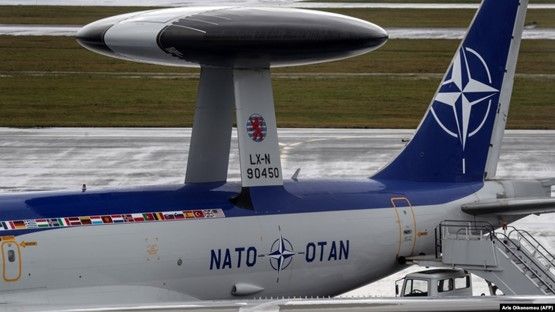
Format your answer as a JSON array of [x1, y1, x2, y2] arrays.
[[430, 46, 499, 173], [268, 232, 296, 283]]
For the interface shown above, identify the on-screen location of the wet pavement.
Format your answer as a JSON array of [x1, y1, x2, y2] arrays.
[[0, 128, 552, 193]]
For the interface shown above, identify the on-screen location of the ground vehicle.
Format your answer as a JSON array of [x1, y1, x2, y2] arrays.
[[395, 269, 472, 297]]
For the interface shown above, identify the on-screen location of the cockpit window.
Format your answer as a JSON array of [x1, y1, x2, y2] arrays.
[[403, 279, 428, 297]]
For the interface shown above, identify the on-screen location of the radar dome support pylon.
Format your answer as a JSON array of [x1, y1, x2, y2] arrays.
[[186, 67, 283, 189], [185, 67, 235, 184]]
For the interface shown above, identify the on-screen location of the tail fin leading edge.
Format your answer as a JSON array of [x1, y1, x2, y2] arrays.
[[374, 0, 527, 182]]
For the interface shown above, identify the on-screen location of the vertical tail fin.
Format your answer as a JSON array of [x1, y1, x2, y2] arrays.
[[374, 0, 528, 182]]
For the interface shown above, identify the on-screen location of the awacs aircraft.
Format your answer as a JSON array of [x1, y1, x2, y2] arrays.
[[0, 0, 553, 309]]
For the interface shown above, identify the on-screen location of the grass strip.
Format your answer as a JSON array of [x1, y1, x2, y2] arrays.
[[0, 75, 552, 129]]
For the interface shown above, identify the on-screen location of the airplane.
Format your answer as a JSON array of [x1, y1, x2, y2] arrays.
[[0, 0, 553, 309]]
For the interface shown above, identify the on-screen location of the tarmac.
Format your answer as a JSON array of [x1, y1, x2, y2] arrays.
[[0, 128, 552, 192]]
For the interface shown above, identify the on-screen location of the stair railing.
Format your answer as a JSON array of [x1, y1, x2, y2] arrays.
[[434, 220, 555, 293], [493, 232, 555, 294], [507, 227, 555, 273], [435, 220, 495, 258]]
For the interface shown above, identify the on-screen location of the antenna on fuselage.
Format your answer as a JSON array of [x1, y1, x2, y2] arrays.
[[291, 168, 301, 182]]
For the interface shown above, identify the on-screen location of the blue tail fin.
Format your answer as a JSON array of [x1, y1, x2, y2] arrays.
[[373, 0, 527, 182]]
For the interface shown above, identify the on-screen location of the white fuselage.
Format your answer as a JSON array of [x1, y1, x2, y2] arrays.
[[0, 182, 500, 302]]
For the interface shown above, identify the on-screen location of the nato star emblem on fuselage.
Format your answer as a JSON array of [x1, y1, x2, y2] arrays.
[[268, 236, 296, 282]]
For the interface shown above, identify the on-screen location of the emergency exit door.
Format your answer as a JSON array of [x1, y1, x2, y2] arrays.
[[392, 197, 416, 257], [2, 239, 21, 282]]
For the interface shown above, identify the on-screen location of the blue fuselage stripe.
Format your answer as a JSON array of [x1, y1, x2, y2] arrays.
[[0, 179, 482, 235]]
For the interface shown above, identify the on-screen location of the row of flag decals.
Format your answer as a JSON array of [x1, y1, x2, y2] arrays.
[[0, 209, 225, 231]]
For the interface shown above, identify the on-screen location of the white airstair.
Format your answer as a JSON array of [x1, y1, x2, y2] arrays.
[[408, 220, 555, 295]]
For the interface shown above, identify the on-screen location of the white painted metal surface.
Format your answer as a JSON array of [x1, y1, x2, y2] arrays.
[[234, 69, 283, 187], [186, 67, 234, 183]]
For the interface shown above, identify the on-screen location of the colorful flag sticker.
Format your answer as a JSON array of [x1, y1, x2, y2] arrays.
[[124, 214, 134, 223], [67, 217, 81, 226], [13, 220, 26, 229], [48, 219, 60, 227], [132, 213, 145, 222], [25, 220, 37, 228], [163, 213, 175, 220], [143, 213, 155, 221], [0, 209, 225, 231], [59, 218, 68, 227], [36, 219, 49, 228], [90, 216, 103, 225], [154, 213, 164, 221]]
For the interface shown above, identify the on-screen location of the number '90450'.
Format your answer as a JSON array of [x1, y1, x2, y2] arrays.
[[247, 167, 280, 179]]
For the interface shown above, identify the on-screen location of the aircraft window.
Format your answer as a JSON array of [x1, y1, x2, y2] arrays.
[[7, 250, 15, 262], [404, 279, 428, 297], [455, 275, 471, 289], [437, 279, 453, 292], [403, 279, 412, 296]]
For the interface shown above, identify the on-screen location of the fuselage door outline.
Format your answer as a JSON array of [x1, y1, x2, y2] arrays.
[[391, 197, 416, 258], [1, 237, 22, 282]]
